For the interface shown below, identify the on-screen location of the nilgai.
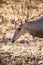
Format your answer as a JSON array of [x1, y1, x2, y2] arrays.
[[11, 16, 43, 43]]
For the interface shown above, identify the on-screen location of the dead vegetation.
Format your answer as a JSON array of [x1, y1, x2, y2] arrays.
[[0, 0, 43, 65]]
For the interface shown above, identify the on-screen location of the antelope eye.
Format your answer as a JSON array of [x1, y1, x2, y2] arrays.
[[18, 27, 21, 30]]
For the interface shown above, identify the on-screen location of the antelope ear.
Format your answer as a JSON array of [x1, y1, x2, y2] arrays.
[[14, 21, 17, 26], [11, 20, 17, 24], [20, 20, 23, 26], [11, 20, 17, 28]]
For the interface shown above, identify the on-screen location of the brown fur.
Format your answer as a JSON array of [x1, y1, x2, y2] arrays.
[[11, 16, 43, 43]]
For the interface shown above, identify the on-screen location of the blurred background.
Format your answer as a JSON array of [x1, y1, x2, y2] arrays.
[[0, 0, 43, 44], [0, 1, 43, 65]]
